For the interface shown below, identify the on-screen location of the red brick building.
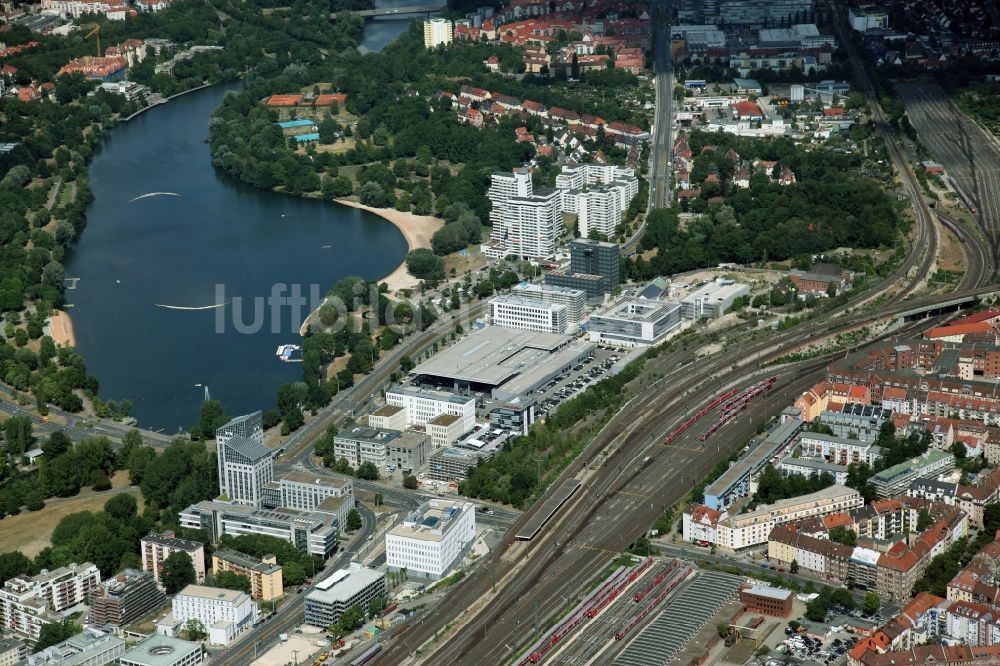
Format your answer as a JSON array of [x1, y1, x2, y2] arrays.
[[740, 585, 793, 617]]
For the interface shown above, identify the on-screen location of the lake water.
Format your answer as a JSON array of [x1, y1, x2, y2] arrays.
[[64, 8, 424, 432]]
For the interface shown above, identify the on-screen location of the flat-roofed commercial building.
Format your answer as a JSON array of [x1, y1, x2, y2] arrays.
[[428, 446, 485, 481], [304, 564, 386, 628], [489, 396, 537, 436], [740, 585, 793, 617], [427, 413, 466, 449], [141, 531, 206, 585], [179, 501, 340, 558], [385, 386, 476, 432], [545, 270, 608, 303], [262, 471, 352, 512], [25, 627, 125, 666], [410, 327, 594, 401], [681, 281, 750, 319], [490, 295, 569, 334], [589, 300, 682, 347], [386, 500, 476, 579], [119, 634, 203, 666], [215, 412, 272, 508], [90, 569, 165, 627], [211, 551, 283, 601], [333, 426, 430, 472], [368, 404, 407, 431], [167, 585, 257, 646], [511, 283, 586, 324]]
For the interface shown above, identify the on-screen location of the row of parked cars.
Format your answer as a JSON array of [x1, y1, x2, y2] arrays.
[[534, 355, 620, 417]]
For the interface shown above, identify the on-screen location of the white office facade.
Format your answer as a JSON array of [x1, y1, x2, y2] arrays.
[[589, 300, 683, 347], [490, 295, 569, 334], [215, 412, 273, 507], [385, 501, 476, 579], [385, 386, 476, 433], [304, 565, 386, 628], [511, 283, 586, 324], [168, 585, 257, 646]]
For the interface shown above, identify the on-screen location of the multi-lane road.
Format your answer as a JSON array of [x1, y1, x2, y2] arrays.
[[648, 0, 674, 211]]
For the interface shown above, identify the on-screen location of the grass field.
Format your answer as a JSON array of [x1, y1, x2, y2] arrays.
[[0, 471, 141, 557]]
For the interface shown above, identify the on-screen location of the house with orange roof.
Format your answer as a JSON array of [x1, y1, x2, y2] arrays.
[[681, 503, 726, 543], [732, 100, 763, 120], [794, 382, 831, 422], [463, 107, 484, 128]]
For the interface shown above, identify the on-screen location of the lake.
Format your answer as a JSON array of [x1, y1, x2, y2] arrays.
[[64, 7, 424, 432]]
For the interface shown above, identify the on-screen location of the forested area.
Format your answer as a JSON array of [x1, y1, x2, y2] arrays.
[[626, 131, 903, 281]]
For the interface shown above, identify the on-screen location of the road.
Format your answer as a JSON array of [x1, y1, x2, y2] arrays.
[[648, 0, 674, 212], [214, 503, 377, 665], [895, 82, 1000, 277], [377, 287, 953, 665]]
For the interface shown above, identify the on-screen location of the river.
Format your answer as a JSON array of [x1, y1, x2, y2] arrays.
[[64, 4, 425, 432]]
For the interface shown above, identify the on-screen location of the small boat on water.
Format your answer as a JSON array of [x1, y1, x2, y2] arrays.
[[275, 344, 302, 362]]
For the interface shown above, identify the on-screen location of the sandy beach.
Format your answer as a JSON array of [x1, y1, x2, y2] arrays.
[[47, 310, 76, 347], [299, 199, 444, 335]]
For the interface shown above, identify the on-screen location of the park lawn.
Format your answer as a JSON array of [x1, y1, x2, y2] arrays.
[[0, 470, 141, 557]]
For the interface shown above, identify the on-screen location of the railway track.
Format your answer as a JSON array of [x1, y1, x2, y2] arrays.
[[376, 8, 987, 662]]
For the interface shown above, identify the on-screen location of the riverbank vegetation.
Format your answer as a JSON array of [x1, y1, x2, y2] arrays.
[[0, 0, 364, 418]]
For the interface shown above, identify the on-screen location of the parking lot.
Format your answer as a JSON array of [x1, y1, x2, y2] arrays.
[[477, 347, 621, 421], [776, 627, 859, 665]]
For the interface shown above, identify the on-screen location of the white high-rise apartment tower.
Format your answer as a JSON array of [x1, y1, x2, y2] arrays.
[[423, 18, 453, 48]]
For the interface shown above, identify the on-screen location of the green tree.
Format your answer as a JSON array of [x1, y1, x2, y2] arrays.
[[3, 416, 33, 455], [196, 400, 230, 439], [346, 509, 362, 531], [357, 462, 379, 480], [161, 552, 196, 594], [35, 620, 81, 650], [863, 592, 880, 616], [184, 619, 207, 641], [790, 559, 799, 574], [917, 508, 933, 532], [405, 249, 444, 280], [828, 526, 857, 547], [215, 571, 252, 594], [403, 474, 418, 489]]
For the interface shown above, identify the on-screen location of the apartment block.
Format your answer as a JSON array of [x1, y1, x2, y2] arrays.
[[90, 568, 165, 627], [871, 451, 956, 499], [423, 18, 453, 48], [211, 551, 283, 601], [487, 168, 531, 227], [0, 563, 101, 640], [696, 485, 864, 551], [165, 585, 257, 646], [141, 531, 206, 585]]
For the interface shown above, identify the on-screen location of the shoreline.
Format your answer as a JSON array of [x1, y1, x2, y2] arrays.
[[47, 310, 76, 348], [298, 199, 444, 336]]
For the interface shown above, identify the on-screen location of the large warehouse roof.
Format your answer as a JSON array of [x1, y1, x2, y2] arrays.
[[412, 327, 572, 386]]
